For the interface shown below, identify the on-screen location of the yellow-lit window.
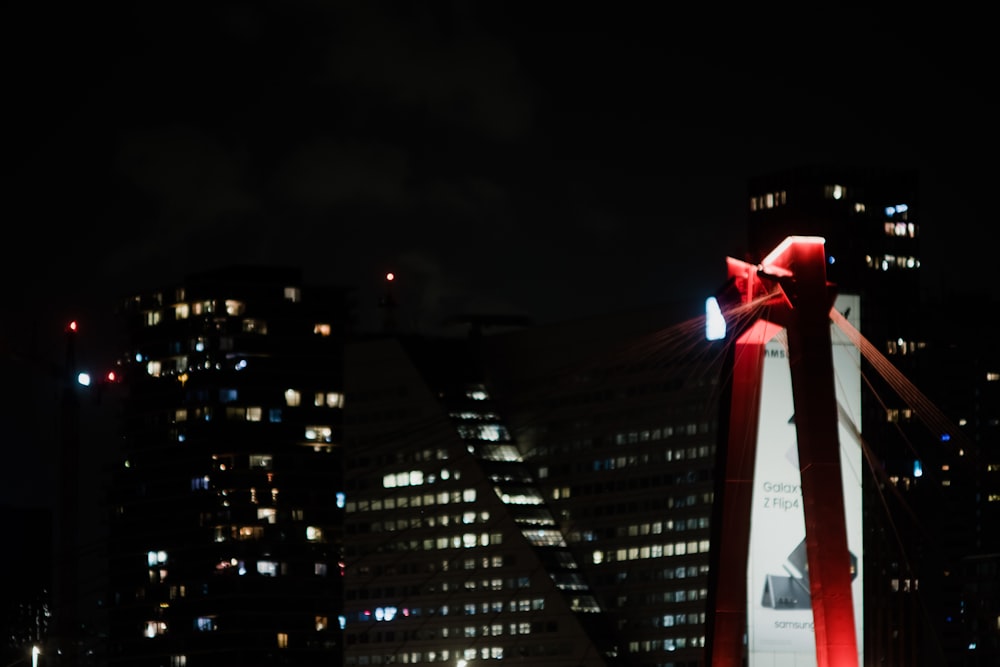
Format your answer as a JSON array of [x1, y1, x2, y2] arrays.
[[284, 287, 301, 302], [276, 632, 288, 648], [315, 391, 344, 408], [284, 389, 301, 407], [314, 323, 331, 336]]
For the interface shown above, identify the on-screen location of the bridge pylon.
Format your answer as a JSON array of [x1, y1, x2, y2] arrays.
[[707, 236, 859, 667]]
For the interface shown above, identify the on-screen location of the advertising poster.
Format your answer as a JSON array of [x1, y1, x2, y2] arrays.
[[747, 293, 864, 666]]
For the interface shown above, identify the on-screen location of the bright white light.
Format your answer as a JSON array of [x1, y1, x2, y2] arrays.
[[77, 372, 92, 387], [705, 297, 726, 341]]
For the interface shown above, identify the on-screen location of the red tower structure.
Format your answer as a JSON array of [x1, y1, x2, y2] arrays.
[[708, 236, 859, 667]]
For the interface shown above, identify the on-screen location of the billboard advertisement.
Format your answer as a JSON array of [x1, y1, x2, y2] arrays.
[[747, 293, 864, 666]]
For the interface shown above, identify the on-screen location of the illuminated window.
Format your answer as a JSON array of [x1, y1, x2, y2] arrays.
[[466, 386, 489, 400], [284, 287, 301, 302], [249, 454, 273, 469], [383, 470, 425, 488], [824, 184, 845, 200], [144, 621, 167, 637], [169, 656, 187, 666], [314, 323, 332, 336], [276, 632, 288, 648], [284, 389, 301, 407], [257, 560, 278, 576], [195, 616, 216, 632], [315, 615, 328, 631], [257, 508, 276, 524], [315, 391, 344, 408], [223, 300, 245, 316], [175, 303, 190, 319], [306, 526, 325, 542], [147, 550, 168, 567], [305, 426, 333, 442], [235, 526, 263, 540]]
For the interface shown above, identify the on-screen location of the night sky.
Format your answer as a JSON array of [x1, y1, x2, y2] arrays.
[[5, 3, 998, 508]]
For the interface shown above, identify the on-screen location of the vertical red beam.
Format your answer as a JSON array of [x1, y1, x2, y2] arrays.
[[779, 239, 858, 667], [707, 328, 765, 667], [708, 260, 784, 667]]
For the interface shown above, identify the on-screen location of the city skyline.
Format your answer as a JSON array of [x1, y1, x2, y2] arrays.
[[4, 6, 998, 664]]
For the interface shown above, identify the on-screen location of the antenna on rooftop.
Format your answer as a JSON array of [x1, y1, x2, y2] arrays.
[[379, 272, 398, 333]]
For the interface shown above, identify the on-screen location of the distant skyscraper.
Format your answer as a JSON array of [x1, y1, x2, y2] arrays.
[[341, 300, 722, 666], [105, 267, 353, 666]]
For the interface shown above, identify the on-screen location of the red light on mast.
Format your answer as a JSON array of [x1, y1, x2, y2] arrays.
[[68, 320, 79, 332]]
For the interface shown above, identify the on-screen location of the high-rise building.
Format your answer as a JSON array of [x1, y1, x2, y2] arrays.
[[342, 301, 723, 666], [105, 266, 353, 667]]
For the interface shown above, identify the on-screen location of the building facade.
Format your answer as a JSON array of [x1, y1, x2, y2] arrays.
[[105, 267, 352, 666], [342, 332, 620, 666], [341, 301, 723, 667]]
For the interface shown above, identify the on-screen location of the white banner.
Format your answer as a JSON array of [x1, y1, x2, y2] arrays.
[[747, 293, 864, 667]]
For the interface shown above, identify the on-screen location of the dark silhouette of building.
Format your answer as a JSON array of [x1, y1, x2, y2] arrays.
[[2, 506, 51, 666], [104, 267, 353, 666]]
